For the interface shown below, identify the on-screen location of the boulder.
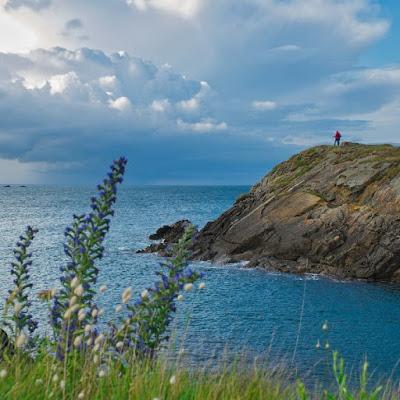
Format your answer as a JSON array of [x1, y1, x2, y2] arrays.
[[137, 220, 196, 256]]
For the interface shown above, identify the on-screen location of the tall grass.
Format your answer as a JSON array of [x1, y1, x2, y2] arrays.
[[0, 350, 398, 399]]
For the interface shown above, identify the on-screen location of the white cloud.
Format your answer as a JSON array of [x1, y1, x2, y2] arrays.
[[98, 75, 117, 87], [0, 0, 398, 183], [0, 12, 38, 52], [177, 118, 227, 133], [0, 47, 223, 166], [49, 71, 79, 94], [108, 96, 132, 111], [4, 0, 51, 11], [179, 97, 198, 111], [178, 81, 210, 112], [268, 45, 301, 53], [252, 100, 277, 111], [127, 0, 201, 19], [151, 98, 170, 112]]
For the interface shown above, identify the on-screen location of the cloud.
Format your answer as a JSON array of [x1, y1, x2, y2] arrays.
[[61, 18, 88, 41], [4, 0, 51, 11], [109, 96, 132, 111], [0, 47, 231, 179], [0, 1, 399, 184], [126, 0, 201, 19], [252, 100, 277, 111], [151, 98, 170, 112], [177, 118, 227, 133], [65, 18, 83, 30], [1, 0, 388, 97], [0, 12, 38, 52], [1, 42, 399, 183]]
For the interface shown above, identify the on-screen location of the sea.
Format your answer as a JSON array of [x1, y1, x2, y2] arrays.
[[0, 184, 399, 386]]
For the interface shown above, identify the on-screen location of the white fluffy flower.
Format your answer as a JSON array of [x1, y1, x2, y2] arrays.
[[122, 287, 132, 304], [141, 289, 149, 300], [74, 284, 84, 297], [116, 341, 124, 349], [169, 375, 176, 385], [322, 321, 328, 331], [84, 324, 92, 334], [98, 369, 106, 378], [70, 277, 79, 289], [0, 369, 7, 378], [183, 283, 193, 292], [78, 391, 85, 399], [15, 332, 27, 348], [177, 295, 184, 301], [91, 309, 98, 318], [198, 282, 206, 289], [52, 374, 59, 383], [69, 296, 78, 306], [64, 305, 79, 320], [78, 309, 86, 321], [59, 380, 65, 390], [94, 334, 105, 345], [13, 301, 23, 314], [64, 306, 76, 320], [74, 335, 83, 347]]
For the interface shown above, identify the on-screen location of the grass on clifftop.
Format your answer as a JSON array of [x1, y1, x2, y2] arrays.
[[266, 143, 400, 193]]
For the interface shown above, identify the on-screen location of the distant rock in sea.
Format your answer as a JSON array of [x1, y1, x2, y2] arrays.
[[140, 143, 400, 282], [137, 220, 196, 257]]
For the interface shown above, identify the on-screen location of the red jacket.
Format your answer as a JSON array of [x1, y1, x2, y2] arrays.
[[335, 131, 342, 139]]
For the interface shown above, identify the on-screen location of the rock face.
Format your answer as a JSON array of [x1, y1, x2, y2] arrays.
[[144, 144, 400, 282], [137, 220, 196, 256]]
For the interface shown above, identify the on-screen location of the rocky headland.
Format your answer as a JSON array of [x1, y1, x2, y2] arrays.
[[139, 143, 400, 282]]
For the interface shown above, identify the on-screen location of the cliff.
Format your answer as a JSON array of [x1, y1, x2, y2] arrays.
[[141, 143, 400, 282]]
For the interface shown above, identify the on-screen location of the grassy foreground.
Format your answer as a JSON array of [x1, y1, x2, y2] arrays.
[[0, 351, 398, 400]]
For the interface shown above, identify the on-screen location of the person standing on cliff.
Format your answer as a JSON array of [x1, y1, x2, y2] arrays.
[[333, 130, 342, 146]]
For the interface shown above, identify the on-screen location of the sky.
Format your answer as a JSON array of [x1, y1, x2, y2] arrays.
[[0, 0, 400, 184]]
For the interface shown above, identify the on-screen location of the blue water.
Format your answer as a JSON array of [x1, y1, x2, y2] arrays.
[[0, 185, 399, 386]]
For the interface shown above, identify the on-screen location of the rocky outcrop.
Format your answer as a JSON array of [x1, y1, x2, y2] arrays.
[[142, 143, 400, 282], [137, 220, 196, 257]]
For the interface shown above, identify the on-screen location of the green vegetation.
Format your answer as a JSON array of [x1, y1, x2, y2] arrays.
[[269, 147, 325, 192], [0, 349, 397, 399]]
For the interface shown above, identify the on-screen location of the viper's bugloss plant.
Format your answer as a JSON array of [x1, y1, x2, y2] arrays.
[[109, 226, 201, 357], [0, 157, 203, 366], [51, 157, 127, 357], [3, 226, 38, 347]]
